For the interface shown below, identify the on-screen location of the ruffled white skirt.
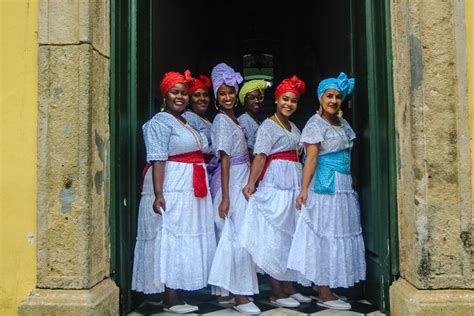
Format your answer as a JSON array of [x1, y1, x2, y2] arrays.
[[288, 172, 366, 288], [132, 162, 216, 293], [239, 160, 305, 282], [131, 168, 164, 294], [208, 163, 259, 296]]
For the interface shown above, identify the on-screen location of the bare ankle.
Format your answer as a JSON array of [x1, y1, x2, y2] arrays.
[[234, 295, 250, 305]]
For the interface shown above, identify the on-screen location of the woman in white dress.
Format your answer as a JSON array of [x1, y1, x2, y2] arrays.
[[237, 80, 268, 159], [289, 72, 366, 311], [207, 63, 260, 315], [239, 76, 311, 308], [132, 70, 216, 314], [182, 74, 214, 163]]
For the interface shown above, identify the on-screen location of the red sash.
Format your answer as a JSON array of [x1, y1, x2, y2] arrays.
[[258, 150, 299, 181], [140, 151, 208, 198], [203, 153, 214, 164]]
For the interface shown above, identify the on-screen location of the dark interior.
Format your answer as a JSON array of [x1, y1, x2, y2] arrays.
[[146, 0, 352, 129], [130, 0, 369, 310]]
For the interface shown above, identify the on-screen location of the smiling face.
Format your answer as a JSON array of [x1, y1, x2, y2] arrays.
[[164, 83, 189, 115], [244, 90, 263, 114], [216, 84, 237, 111], [189, 88, 210, 115], [320, 88, 343, 115], [275, 91, 298, 118]]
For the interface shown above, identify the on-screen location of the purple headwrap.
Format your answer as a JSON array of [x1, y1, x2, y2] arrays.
[[211, 63, 243, 97]]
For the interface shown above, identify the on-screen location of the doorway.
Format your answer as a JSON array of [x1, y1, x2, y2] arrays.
[[110, 0, 398, 313]]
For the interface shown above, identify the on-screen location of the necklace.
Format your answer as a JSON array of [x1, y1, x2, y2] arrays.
[[272, 114, 301, 164], [321, 113, 341, 127], [273, 113, 291, 132], [219, 110, 241, 127], [173, 115, 204, 150], [320, 114, 347, 141], [245, 112, 261, 125]]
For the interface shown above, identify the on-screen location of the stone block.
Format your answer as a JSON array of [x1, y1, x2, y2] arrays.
[[90, 0, 110, 57], [391, 0, 473, 289], [19, 278, 119, 316], [39, 0, 109, 54], [390, 278, 474, 316], [39, 0, 83, 44], [37, 44, 109, 289]]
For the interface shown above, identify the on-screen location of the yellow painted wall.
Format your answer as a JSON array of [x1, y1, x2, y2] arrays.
[[0, 0, 38, 315], [467, 1, 474, 224]]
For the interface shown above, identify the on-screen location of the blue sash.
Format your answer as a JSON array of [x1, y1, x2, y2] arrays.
[[314, 149, 351, 194]]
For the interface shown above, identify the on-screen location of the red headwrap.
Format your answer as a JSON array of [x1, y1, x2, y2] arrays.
[[160, 70, 193, 96], [188, 74, 211, 95], [274, 75, 306, 99]]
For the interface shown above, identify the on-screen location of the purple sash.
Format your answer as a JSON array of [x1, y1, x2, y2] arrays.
[[209, 153, 249, 198]]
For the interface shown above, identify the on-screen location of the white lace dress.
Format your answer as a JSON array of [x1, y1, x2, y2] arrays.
[[208, 113, 259, 296], [131, 112, 216, 293], [287, 114, 366, 288], [237, 112, 260, 151], [182, 111, 213, 155], [239, 119, 307, 282]]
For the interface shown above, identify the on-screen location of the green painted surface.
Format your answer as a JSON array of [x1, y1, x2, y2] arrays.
[[351, 0, 398, 312]]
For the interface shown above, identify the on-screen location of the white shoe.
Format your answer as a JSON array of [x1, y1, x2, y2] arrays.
[[163, 303, 199, 314], [317, 299, 351, 310], [217, 297, 235, 304], [290, 293, 312, 303], [310, 293, 348, 302], [271, 297, 300, 308], [233, 302, 261, 314]]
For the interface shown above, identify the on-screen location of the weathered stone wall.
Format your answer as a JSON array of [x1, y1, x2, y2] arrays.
[[35, 0, 110, 290], [20, 0, 118, 314], [391, 0, 472, 290]]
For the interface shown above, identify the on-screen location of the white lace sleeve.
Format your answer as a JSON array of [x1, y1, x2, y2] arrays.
[[253, 123, 274, 156], [342, 118, 357, 141], [143, 116, 171, 162], [211, 114, 233, 156], [300, 116, 324, 145]]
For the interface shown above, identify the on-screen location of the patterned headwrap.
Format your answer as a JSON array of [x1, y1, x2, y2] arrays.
[[159, 70, 193, 97], [188, 74, 211, 96], [211, 63, 243, 97], [317, 72, 355, 100], [274, 75, 306, 100], [238, 80, 269, 104]]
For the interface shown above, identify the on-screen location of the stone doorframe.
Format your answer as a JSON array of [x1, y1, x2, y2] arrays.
[[19, 1, 119, 314], [16, 0, 474, 315], [390, 0, 474, 314]]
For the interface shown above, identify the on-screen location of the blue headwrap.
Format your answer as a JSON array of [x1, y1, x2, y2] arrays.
[[211, 63, 243, 97], [317, 72, 355, 100]]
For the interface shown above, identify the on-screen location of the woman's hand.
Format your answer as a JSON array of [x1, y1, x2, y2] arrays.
[[218, 198, 230, 219], [242, 183, 255, 200], [153, 193, 165, 214], [295, 190, 308, 210]]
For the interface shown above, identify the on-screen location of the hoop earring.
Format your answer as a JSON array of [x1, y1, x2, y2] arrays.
[[234, 100, 239, 108], [214, 100, 219, 111], [161, 99, 166, 112], [337, 109, 343, 118]]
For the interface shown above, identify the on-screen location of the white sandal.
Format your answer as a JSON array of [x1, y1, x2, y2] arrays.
[[290, 292, 312, 303], [316, 299, 351, 310], [233, 302, 261, 314], [163, 303, 198, 314], [270, 297, 300, 308]]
